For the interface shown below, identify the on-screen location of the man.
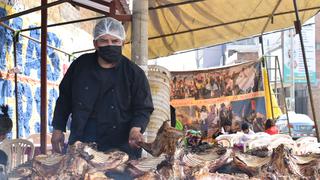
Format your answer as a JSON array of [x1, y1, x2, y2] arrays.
[[221, 121, 233, 135], [211, 120, 233, 142], [241, 122, 254, 135], [51, 17, 154, 159], [238, 122, 255, 145]]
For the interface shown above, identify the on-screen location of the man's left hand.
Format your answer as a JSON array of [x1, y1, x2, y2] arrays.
[[129, 127, 143, 149]]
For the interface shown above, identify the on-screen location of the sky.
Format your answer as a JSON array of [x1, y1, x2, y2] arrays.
[[126, 1, 198, 71], [148, 51, 198, 71]]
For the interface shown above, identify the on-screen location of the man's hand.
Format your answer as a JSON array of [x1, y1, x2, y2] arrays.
[[128, 127, 143, 149], [51, 129, 65, 154]]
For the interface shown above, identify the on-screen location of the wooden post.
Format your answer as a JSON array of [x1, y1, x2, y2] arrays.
[[131, 0, 148, 73]]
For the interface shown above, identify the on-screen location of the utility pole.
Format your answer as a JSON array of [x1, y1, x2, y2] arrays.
[[132, 0, 148, 74], [289, 29, 295, 111], [132, 0, 149, 158]]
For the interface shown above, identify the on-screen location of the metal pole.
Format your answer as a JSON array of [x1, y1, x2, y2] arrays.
[[70, 1, 131, 21], [142, 6, 320, 42], [275, 56, 292, 136], [275, 56, 277, 101], [260, 0, 282, 34], [20, 33, 72, 56], [293, 0, 320, 142], [13, 32, 19, 139], [2, 22, 20, 139], [132, 0, 148, 73], [0, 0, 68, 23], [73, 48, 95, 54], [0, 22, 72, 56], [20, 15, 107, 32], [149, 0, 204, 10], [153, 22, 315, 58], [110, 0, 116, 17], [40, 0, 48, 154], [259, 36, 264, 55]]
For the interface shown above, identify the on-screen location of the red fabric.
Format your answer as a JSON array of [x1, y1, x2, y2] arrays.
[[265, 126, 279, 135]]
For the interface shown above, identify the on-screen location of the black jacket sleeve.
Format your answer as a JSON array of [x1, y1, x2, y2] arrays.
[[130, 69, 154, 133], [52, 60, 77, 132]]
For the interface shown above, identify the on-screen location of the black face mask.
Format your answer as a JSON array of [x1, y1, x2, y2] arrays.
[[97, 45, 122, 64]]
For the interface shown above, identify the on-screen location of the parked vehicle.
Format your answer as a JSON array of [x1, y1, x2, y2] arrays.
[[276, 111, 316, 139]]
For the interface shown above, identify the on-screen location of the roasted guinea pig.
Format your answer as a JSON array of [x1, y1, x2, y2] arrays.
[[138, 121, 184, 157]]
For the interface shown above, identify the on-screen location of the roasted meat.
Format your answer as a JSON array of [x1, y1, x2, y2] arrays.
[[261, 144, 304, 178], [10, 141, 128, 179], [138, 121, 184, 157]]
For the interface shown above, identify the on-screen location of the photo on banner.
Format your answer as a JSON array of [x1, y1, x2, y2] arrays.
[[170, 61, 266, 139]]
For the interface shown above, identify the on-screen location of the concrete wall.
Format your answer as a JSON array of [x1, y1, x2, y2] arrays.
[[202, 46, 224, 68]]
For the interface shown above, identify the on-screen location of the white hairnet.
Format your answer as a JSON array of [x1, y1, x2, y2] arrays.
[[93, 17, 126, 41]]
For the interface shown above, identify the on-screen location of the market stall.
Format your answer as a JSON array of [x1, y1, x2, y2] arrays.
[[7, 121, 320, 179], [0, 0, 320, 179]]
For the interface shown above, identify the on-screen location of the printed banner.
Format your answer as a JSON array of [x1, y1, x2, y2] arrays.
[[170, 61, 267, 139], [283, 25, 316, 84]]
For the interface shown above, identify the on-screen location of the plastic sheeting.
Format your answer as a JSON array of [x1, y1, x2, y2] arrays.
[[263, 68, 283, 119]]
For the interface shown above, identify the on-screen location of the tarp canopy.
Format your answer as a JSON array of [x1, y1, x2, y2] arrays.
[[71, 0, 131, 17], [123, 0, 320, 59]]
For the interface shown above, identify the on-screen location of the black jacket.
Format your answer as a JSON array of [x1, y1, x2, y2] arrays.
[[52, 52, 154, 148]]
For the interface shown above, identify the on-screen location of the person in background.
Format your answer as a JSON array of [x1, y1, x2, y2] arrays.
[[0, 105, 13, 168], [0, 105, 12, 142], [0, 150, 7, 175], [265, 119, 279, 135], [237, 122, 255, 150], [241, 122, 255, 135], [221, 121, 233, 135], [212, 120, 233, 140]]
